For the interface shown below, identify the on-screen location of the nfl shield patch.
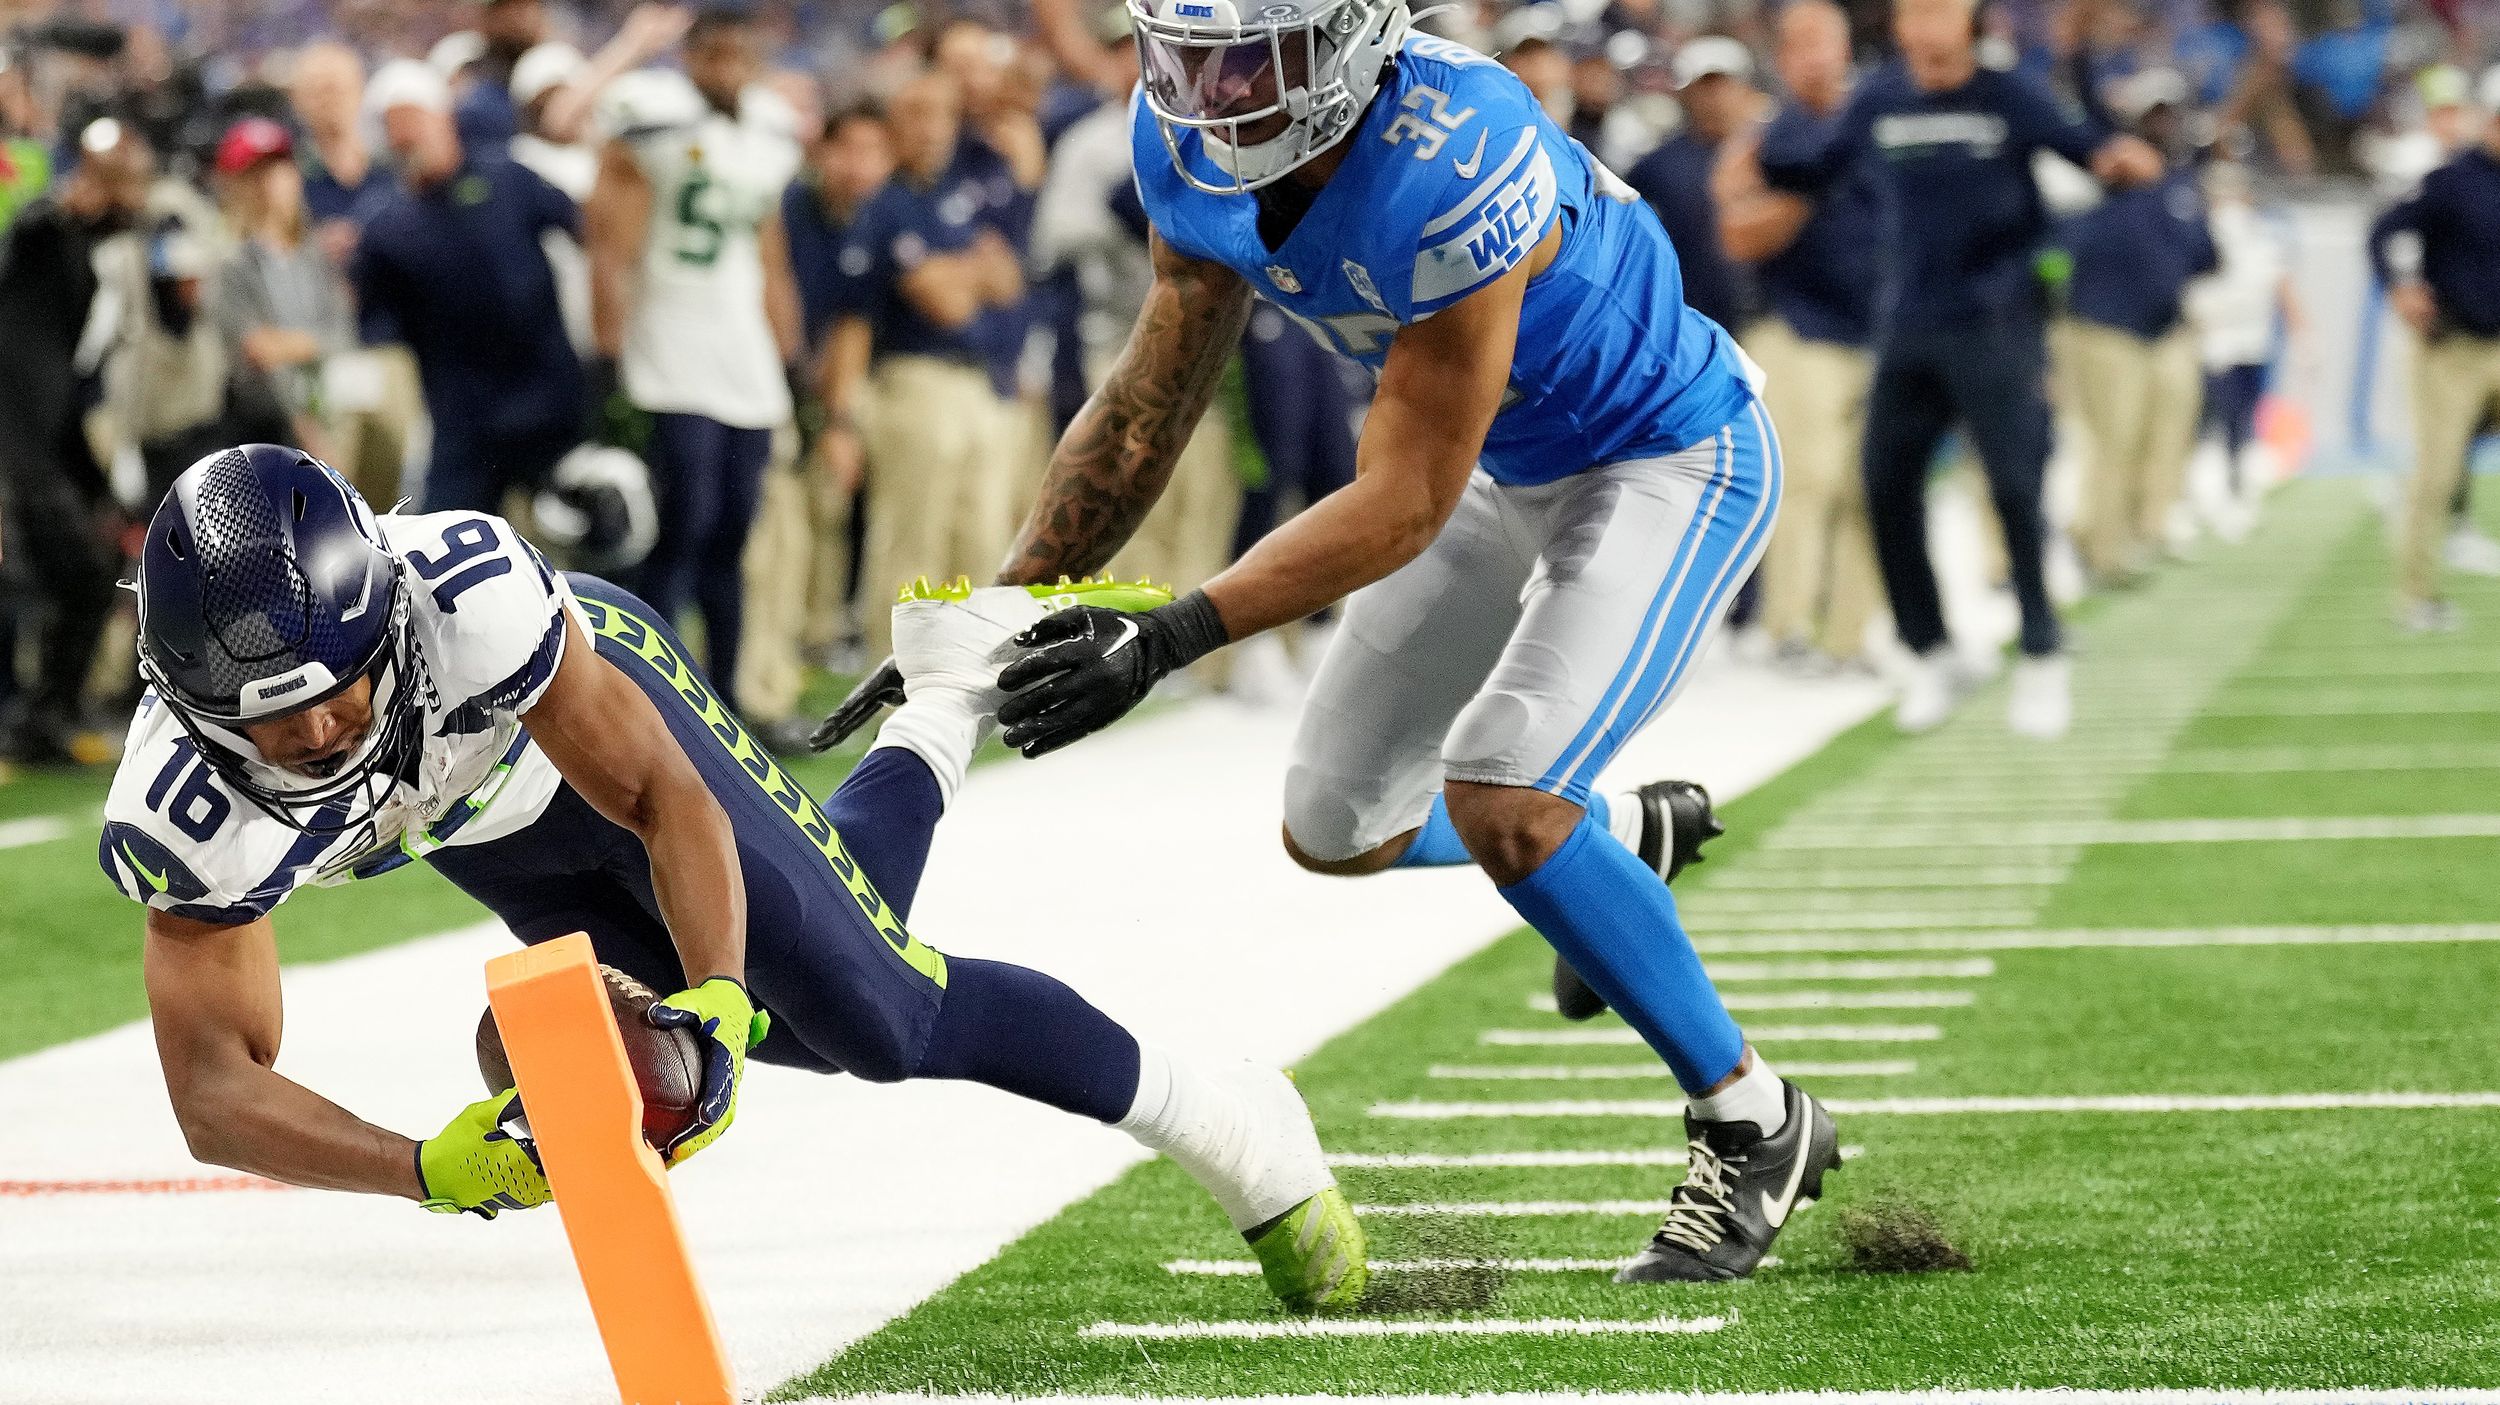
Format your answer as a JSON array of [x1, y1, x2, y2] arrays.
[[1266, 265, 1301, 294]]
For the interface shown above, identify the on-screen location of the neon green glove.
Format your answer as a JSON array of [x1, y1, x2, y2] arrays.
[[647, 977, 769, 1166], [418, 1092, 550, 1219]]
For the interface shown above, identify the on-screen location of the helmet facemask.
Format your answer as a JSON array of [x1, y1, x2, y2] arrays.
[[141, 567, 433, 847], [1135, 0, 1412, 194]]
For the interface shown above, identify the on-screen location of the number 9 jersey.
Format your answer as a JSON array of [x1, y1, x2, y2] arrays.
[[100, 513, 575, 925], [1133, 33, 1756, 487], [601, 69, 803, 430]]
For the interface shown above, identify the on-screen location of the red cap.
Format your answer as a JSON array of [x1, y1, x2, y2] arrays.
[[214, 117, 294, 176]]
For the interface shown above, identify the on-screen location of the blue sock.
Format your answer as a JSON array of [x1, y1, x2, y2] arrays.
[[917, 957, 1143, 1122], [1392, 792, 1615, 869], [1389, 794, 1474, 867], [819, 747, 944, 922], [1496, 816, 1742, 1093]]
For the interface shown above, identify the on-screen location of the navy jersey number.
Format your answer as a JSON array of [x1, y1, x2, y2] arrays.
[[407, 520, 513, 611], [146, 738, 233, 843]]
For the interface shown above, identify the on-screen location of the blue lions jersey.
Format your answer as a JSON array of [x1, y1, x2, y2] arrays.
[[1132, 34, 1754, 486]]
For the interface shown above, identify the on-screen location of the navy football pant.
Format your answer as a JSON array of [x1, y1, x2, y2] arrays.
[[1862, 317, 2061, 658], [427, 576, 1142, 1121], [637, 412, 772, 710]]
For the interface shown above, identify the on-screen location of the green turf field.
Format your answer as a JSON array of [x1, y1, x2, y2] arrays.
[[782, 478, 2500, 1399]]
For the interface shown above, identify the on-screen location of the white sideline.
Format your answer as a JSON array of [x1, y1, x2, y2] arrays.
[[1428, 1061, 1915, 1080], [1076, 1314, 1729, 1340], [1484, 1025, 1943, 1045], [1370, 1092, 2500, 1119], [2165, 743, 2500, 773], [0, 653, 1896, 1405], [1354, 1199, 1674, 1217], [1710, 958, 1998, 980], [0, 816, 69, 850], [800, 1380, 2500, 1390], [1693, 923, 2500, 956], [1527, 990, 1975, 1013], [1676, 909, 2037, 932], [1166, 1256, 1631, 1275], [1767, 814, 2500, 850], [1328, 1149, 1690, 1168]]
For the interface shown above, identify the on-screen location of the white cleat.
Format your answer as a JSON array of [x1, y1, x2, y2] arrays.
[[1895, 647, 1989, 734], [2007, 653, 2073, 739], [2445, 526, 2500, 577], [888, 579, 1049, 717]]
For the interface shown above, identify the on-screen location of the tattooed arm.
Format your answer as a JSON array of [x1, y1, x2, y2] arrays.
[[997, 233, 1252, 585]]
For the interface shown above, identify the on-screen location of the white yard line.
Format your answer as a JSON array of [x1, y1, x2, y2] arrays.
[[1371, 1092, 2500, 1119], [1724, 991, 1975, 1010], [1076, 1314, 1729, 1341], [1678, 909, 2038, 932], [795, 1380, 2500, 1390], [1483, 1025, 1942, 1045], [1766, 814, 2500, 850], [1698, 869, 2068, 891], [0, 816, 70, 851], [1428, 1061, 1915, 1080], [2164, 743, 2500, 774], [1710, 958, 1997, 980], [1165, 1256, 1633, 1276], [1327, 1149, 1693, 1168], [1693, 923, 2500, 956], [1353, 1199, 1677, 1217]]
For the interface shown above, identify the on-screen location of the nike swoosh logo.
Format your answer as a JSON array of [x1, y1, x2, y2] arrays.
[[1451, 130, 1489, 180], [1099, 617, 1140, 659], [1758, 1116, 1815, 1229], [123, 843, 169, 895]]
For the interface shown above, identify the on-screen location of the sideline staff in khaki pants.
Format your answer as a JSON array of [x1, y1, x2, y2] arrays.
[[1715, 0, 1885, 664], [2060, 318, 2204, 580], [2371, 72, 2500, 628]]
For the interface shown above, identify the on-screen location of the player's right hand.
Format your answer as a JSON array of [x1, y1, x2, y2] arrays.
[[417, 1093, 551, 1220], [808, 658, 904, 751]]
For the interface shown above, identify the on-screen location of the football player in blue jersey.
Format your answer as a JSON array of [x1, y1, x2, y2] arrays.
[[819, 0, 1832, 1281]]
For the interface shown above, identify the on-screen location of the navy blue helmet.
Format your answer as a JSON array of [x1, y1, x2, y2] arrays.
[[135, 444, 426, 833]]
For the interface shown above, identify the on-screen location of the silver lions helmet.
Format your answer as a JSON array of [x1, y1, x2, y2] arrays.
[[1132, 0, 1413, 194]]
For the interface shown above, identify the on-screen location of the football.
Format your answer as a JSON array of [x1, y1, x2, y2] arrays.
[[474, 965, 706, 1151]]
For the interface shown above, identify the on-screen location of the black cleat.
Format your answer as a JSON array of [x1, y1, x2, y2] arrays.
[[1553, 780, 1725, 1021], [1614, 1079, 1840, 1283]]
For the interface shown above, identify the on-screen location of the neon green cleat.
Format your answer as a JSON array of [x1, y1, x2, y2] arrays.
[[1247, 1185, 1371, 1313], [894, 572, 1173, 615]]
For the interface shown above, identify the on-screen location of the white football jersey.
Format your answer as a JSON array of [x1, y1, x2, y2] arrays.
[[100, 512, 575, 924], [603, 70, 801, 429]]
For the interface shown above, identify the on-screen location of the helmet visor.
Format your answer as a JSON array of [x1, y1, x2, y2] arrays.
[[1141, 32, 1287, 122]]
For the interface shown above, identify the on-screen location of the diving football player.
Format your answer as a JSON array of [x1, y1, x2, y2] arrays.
[[822, 1, 1836, 1281], [105, 444, 1366, 1310]]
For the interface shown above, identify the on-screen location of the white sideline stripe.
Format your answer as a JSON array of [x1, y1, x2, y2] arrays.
[[1693, 923, 2500, 956], [1354, 1199, 1674, 1217], [1767, 814, 2500, 850], [1726, 991, 1975, 1011], [1714, 958, 1997, 980], [1076, 1314, 1728, 1340], [1485, 1024, 1942, 1045], [1679, 909, 2037, 932], [1370, 1092, 2500, 1119], [0, 816, 69, 850], [1324, 1144, 1868, 1170], [790, 1380, 2500, 1390], [1328, 1148, 1691, 1168], [1701, 869, 2067, 890], [1165, 1256, 1632, 1276], [2166, 743, 2500, 773], [1427, 1060, 1915, 1080], [1526, 990, 1975, 1014]]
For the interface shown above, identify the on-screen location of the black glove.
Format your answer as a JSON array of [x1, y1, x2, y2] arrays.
[[808, 658, 905, 751], [996, 592, 1229, 757]]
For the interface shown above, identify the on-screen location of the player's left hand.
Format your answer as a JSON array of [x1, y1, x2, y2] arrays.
[[418, 1093, 550, 1219], [647, 977, 768, 1166], [996, 592, 1229, 757]]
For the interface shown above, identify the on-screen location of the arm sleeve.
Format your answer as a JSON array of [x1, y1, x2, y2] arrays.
[[2004, 71, 2110, 169], [1759, 84, 1875, 195], [1408, 124, 1562, 319], [2368, 190, 2425, 286]]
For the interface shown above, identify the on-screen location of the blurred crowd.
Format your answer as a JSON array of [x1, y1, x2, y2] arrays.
[[0, 0, 2495, 765]]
